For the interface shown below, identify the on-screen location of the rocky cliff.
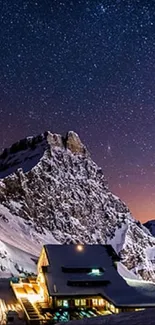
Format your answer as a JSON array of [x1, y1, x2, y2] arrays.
[[0, 131, 155, 280]]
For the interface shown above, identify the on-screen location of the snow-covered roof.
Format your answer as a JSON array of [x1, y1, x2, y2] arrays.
[[43, 244, 155, 307]]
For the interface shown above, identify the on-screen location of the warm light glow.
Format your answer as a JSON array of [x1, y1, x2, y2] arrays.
[[98, 298, 104, 306], [92, 299, 98, 306], [0, 299, 7, 316], [39, 287, 45, 301], [76, 244, 84, 252], [14, 290, 41, 302], [81, 299, 86, 306], [11, 282, 43, 303], [57, 300, 62, 307], [26, 294, 41, 303], [75, 299, 80, 306], [38, 273, 44, 284]]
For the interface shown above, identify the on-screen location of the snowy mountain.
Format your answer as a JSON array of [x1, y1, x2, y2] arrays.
[[0, 204, 59, 277], [0, 131, 155, 280], [143, 220, 155, 237]]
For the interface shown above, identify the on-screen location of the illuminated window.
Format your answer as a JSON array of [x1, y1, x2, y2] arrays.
[[63, 300, 68, 307], [92, 299, 98, 306], [98, 299, 104, 306], [110, 304, 115, 313], [91, 269, 100, 275], [115, 308, 119, 314], [106, 301, 109, 307], [89, 268, 103, 276], [81, 299, 86, 306], [75, 299, 80, 306], [57, 300, 62, 307]]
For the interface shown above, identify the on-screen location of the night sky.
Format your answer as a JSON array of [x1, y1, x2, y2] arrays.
[[1, 0, 155, 222]]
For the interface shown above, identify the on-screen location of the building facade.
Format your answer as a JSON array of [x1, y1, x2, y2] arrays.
[[36, 244, 151, 314]]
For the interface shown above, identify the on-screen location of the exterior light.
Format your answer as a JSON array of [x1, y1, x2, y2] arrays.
[[76, 245, 84, 252], [91, 269, 100, 275]]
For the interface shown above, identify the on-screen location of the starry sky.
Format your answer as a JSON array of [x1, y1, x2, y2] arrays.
[[1, 0, 155, 222]]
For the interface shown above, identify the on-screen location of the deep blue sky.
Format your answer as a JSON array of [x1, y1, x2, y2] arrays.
[[1, 0, 155, 221]]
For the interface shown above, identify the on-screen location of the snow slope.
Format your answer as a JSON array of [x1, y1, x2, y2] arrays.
[[0, 204, 59, 276], [0, 131, 155, 280]]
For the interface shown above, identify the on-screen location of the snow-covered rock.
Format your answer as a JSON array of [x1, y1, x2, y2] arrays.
[[0, 131, 155, 280]]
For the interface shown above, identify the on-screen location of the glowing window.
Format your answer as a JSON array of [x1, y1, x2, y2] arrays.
[[106, 302, 110, 309], [92, 299, 98, 306], [81, 299, 86, 306], [63, 300, 68, 307], [98, 299, 104, 306], [75, 299, 80, 306], [57, 300, 62, 307], [110, 304, 115, 313], [89, 268, 104, 276], [91, 269, 100, 275]]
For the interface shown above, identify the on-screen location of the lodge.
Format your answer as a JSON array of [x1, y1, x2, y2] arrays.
[[11, 244, 155, 323]]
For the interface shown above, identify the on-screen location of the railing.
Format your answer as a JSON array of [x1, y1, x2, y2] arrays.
[[19, 297, 42, 323]]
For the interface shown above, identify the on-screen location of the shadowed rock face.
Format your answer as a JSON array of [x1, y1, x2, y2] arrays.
[[144, 220, 155, 236], [0, 131, 155, 280]]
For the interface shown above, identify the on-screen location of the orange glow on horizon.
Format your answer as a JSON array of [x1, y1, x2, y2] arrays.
[[113, 185, 155, 223]]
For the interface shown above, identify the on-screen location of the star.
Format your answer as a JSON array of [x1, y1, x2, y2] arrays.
[[100, 5, 106, 13], [0, 0, 155, 222]]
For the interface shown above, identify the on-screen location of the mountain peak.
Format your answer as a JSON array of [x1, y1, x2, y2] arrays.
[[66, 131, 88, 155], [1, 131, 155, 281], [0, 131, 88, 179], [46, 130, 88, 155]]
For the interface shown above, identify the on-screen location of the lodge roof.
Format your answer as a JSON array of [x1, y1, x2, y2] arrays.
[[42, 244, 155, 308]]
